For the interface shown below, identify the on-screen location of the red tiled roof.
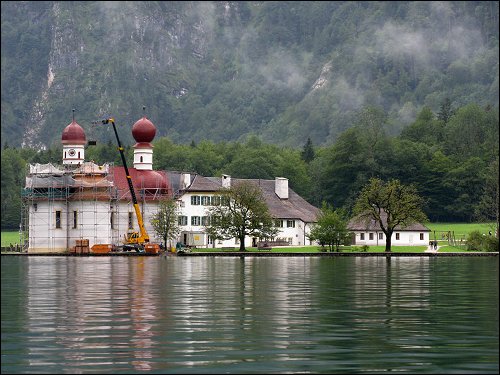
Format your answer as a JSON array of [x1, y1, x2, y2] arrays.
[[110, 166, 171, 201]]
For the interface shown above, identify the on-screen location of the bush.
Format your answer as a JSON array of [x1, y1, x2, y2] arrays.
[[483, 235, 499, 252], [466, 230, 499, 251]]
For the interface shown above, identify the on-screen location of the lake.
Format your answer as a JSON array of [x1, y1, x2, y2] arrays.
[[1, 255, 498, 374]]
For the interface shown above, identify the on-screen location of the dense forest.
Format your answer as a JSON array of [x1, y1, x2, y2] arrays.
[[1, 1, 499, 149], [2, 102, 498, 230]]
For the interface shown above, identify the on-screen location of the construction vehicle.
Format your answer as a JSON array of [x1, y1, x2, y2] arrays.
[[94, 117, 161, 254]]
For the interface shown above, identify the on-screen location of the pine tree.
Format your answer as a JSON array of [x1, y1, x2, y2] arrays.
[[301, 137, 315, 163]]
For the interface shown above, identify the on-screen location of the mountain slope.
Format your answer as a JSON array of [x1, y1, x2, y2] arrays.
[[1, 1, 498, 149]]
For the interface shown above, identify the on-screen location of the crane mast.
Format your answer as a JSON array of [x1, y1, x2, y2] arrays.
[[95, 118, 160, 254]]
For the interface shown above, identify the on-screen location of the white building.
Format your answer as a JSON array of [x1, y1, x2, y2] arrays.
[[348, 211, 430, 247], [23, 115, 170, 253], [22, 115, 320, 253], [169, 173, 320, 248]]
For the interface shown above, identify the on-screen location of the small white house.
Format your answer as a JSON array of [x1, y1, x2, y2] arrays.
[[348, 211, 430, 246]]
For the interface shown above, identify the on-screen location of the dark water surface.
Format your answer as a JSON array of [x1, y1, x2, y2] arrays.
[[1, 256, 498, 374]]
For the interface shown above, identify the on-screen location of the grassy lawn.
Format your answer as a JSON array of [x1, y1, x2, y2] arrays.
[[4, 222, 494, 249], [1, 231, 22, 247], [426, 222, 495, 238], [189, 245, 428, 253]]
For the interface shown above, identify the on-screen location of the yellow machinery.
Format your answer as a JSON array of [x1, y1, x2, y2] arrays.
[[95, 118, 160, 254]]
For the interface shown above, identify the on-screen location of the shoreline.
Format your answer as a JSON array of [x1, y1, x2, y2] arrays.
[[1, 252, 497, 257]]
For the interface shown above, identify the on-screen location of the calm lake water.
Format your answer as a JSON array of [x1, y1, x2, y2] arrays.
[[1, 255, 498, 374]]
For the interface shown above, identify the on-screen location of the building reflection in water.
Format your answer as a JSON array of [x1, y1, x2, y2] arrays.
[[25, 257, 163, 372]]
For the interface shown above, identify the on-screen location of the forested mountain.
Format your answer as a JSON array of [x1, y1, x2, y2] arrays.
[[1, 1, 499, 149]]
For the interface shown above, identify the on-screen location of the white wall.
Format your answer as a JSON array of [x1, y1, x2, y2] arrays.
[[353, 230, 429, 246], [177, 192, 312, 248]]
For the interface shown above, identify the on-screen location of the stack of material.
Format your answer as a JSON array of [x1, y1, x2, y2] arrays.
[[91, 244, 112, 254], [75, 239, 90, 254]]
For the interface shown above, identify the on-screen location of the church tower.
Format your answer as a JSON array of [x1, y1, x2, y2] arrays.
[[61, 110, 86, 166], [132, 109, 156, 171]]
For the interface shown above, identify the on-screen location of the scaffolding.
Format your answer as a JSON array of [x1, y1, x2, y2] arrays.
[[21, 162, 171, 253], [21, 162, 116, 252]]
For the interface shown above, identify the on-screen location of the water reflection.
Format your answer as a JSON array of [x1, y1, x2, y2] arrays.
[[1, 256, 496, 373]]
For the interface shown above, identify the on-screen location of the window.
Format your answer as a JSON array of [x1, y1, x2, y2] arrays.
[[420, 233, 424, 241], [287, 220, 295, 228], [379, 233, 383, 240], [396, 233, 400, 240], [212, 196, 221, 206], [191, 195, 200, 205], [288, 238, 293, 245], [369, 233, 374, 240], [128, 212, 134, 229], [110, 212, 115, 229], [55, 210, 61, 228], [34, 203, 38, 212], [360, 233, 365, 240], [201, 196, 210, 206], [73, 211, 78, 229], [191, 216, 201, 226], [201, 216, 210, 226], [178, 216, 188, 226], [275, 220, 283, 227], [140, 156, 143, 163]]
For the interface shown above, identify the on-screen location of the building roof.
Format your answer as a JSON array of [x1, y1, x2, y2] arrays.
[[184, 175, 320, 223], [110, 166, 171, 201], [348, 211, 430, 232], [132, 116, 156, 147], [61, 120, 86, 145], [188, 175, 223, 191]]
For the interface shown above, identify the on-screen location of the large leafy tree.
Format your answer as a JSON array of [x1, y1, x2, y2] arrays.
[[308, 202, 351, 252], [151, 197, 181, 250], [353, 178, 428, 252], [205, 181, 278, 251]]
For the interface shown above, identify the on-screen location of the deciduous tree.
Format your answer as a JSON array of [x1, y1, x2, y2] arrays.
[[151, 197, 180, 250], [205, 181, 278, 251], [353, 178, 428, 252], [307, 202, 351, 252]]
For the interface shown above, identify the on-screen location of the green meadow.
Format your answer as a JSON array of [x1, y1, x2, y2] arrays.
[[2, 222, 496, 249]]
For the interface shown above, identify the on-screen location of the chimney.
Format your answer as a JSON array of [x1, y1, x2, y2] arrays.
[[181, 173, 191, 189], [222, 174, 231, 188], [275, 177, 288, 199]]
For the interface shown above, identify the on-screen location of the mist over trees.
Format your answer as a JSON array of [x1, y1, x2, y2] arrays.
[[1, 1, 498, 148]]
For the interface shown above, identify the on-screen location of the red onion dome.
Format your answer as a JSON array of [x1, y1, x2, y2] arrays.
[[137, 170, 169, 190], [61, 120, 86, 145], [132, 116, 156, 144]]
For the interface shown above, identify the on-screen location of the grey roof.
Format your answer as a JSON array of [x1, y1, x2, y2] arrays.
[[184, 176, 320, 223], [348, 211, 430, 232], [187, 175, 222, 191]]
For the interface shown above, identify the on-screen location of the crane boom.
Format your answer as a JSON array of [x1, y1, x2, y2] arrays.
[[106, 118, 150, 244], [94, 117, 160, 253]]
